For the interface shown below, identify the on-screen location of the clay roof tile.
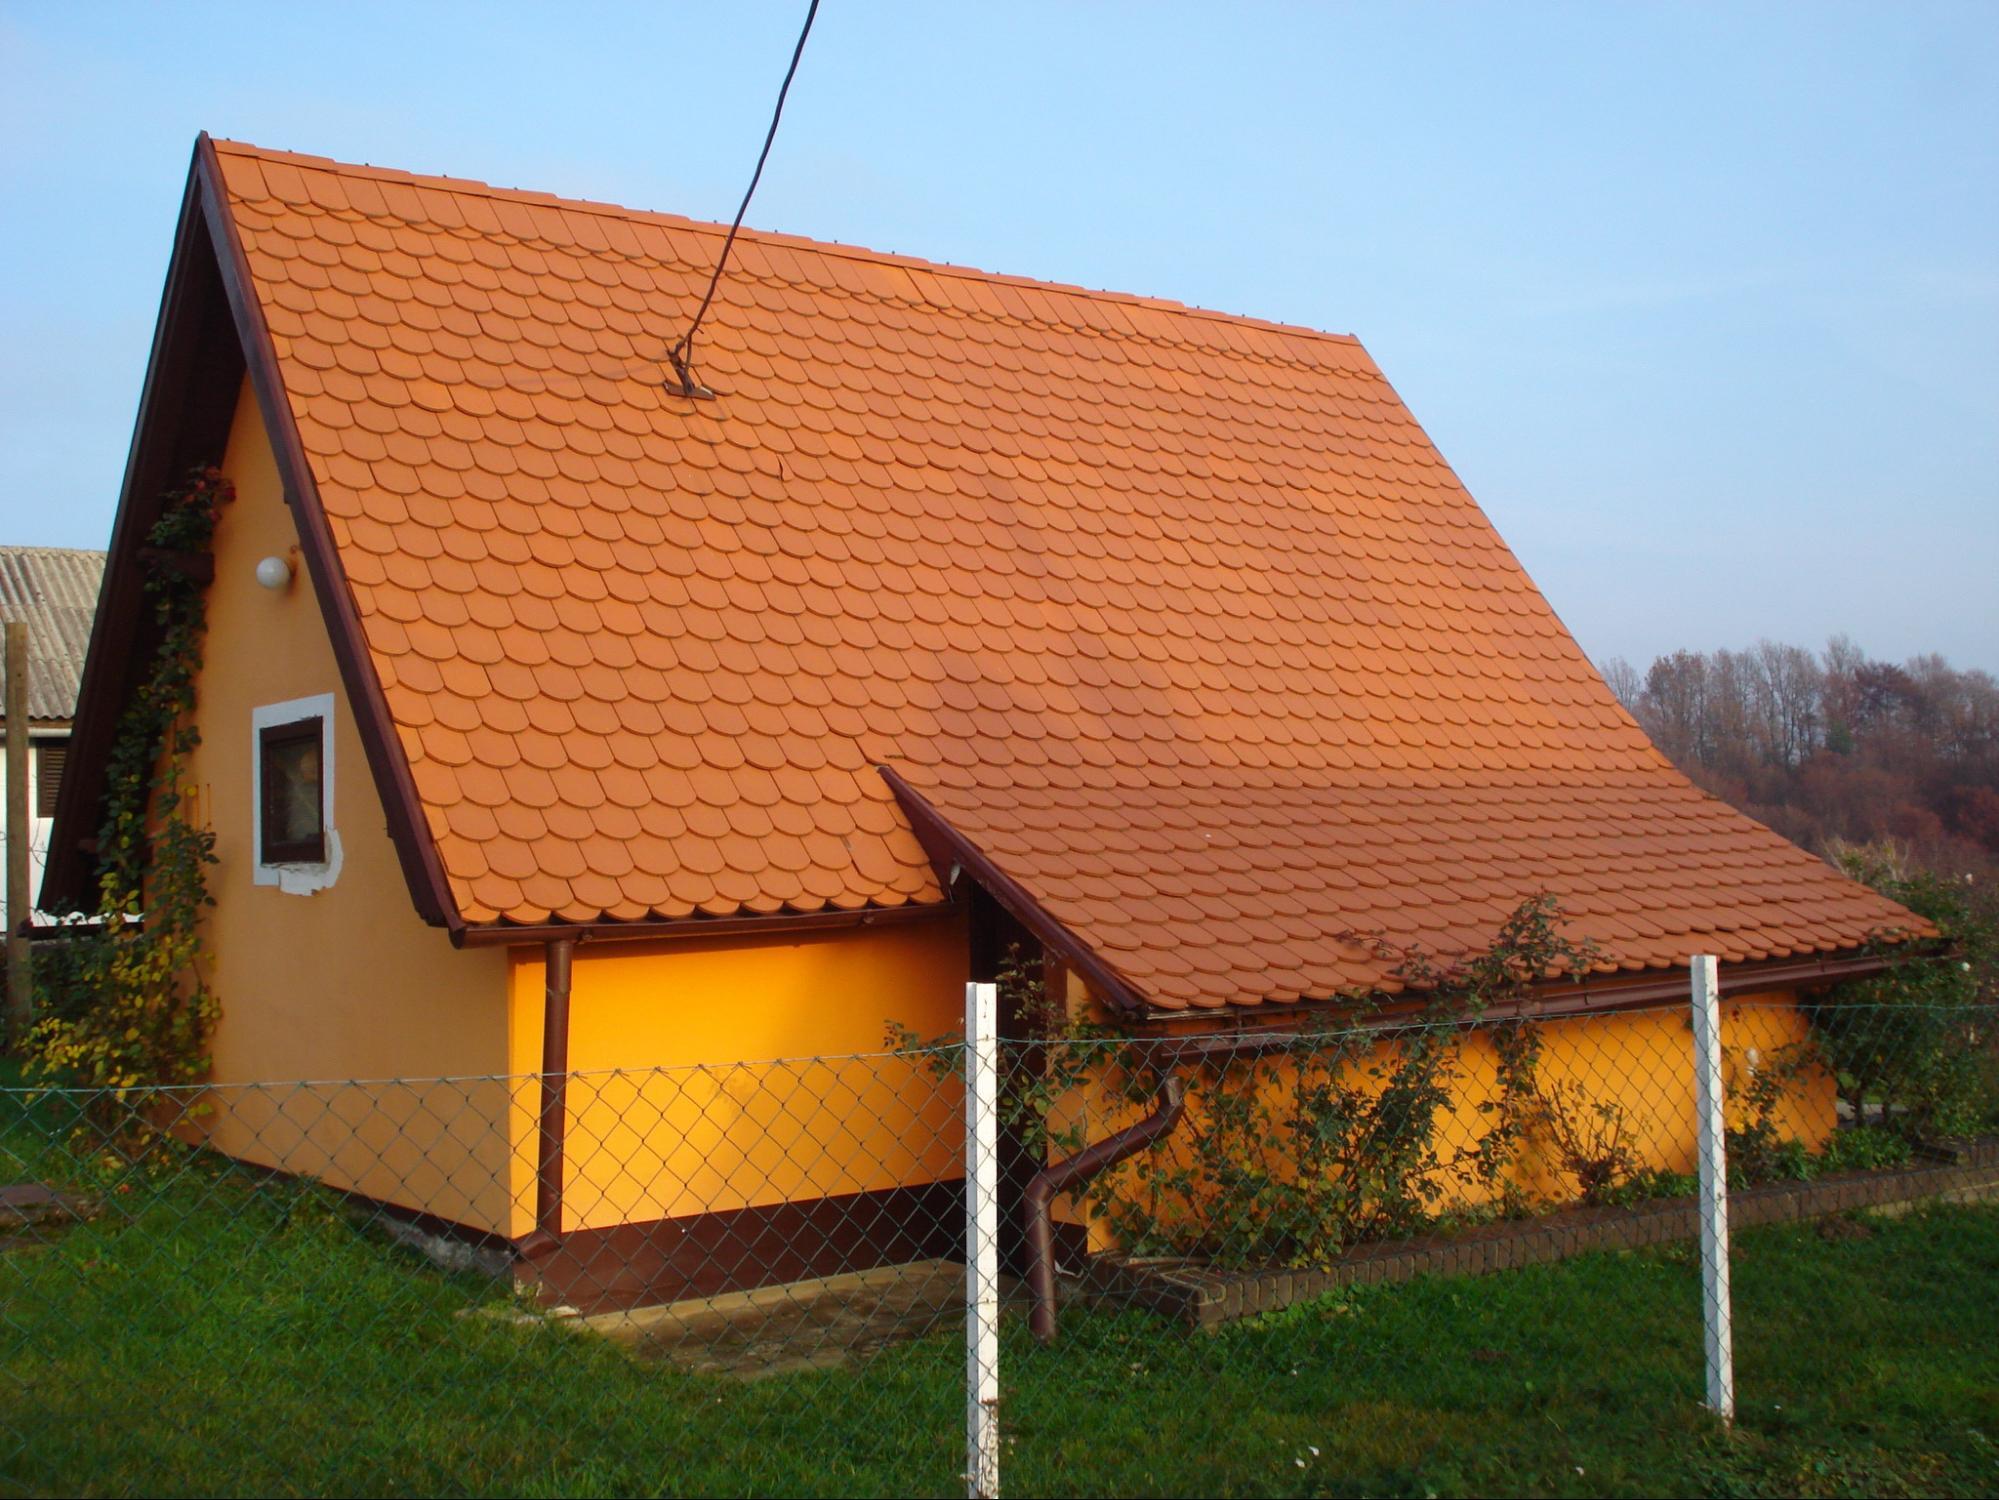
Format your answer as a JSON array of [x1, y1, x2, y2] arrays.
[[203, 139, 1923, 1002]]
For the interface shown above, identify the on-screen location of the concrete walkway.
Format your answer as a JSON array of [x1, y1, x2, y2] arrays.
[[582, 1258, 1024, 1380]]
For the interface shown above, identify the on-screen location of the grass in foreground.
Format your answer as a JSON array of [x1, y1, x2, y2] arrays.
[[2, 1086, 1996, 1498]]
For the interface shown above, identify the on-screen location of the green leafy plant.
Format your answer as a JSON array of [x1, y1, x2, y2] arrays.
[[1605, 1166, 1699, 1205], [1811, 844, 1999, 1138], [1723, 1042, 1823, 1188], [1817, 1123, 1912, 1174], [1528, 1079, 1640, 1205], [29, 467, 230, 1126], [1092, 896, 1605, 1268], [885, 941, 1130, 1170]]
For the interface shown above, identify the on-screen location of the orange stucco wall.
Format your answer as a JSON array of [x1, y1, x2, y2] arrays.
[[502, 910, 969, 1238], [186, 380, 512, 1231]]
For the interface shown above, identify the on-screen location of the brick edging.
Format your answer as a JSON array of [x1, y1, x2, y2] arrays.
[[1083, 1141, 1999, 1329]]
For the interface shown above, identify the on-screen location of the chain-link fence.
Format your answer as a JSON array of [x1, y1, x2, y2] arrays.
[[5, 981, 1997, 1496]]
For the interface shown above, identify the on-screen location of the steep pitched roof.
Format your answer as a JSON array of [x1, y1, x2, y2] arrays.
[[0, 547, 106, 722], [58, 136, 1925, 1010]]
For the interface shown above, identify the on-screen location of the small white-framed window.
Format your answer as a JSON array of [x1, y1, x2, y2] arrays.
[[251, 693, 341, 894]]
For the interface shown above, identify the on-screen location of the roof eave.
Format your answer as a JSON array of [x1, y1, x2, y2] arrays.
[[193, 133, 461, 935], [451, 898, 957, 950], [878, 765, 1154, 1015], [43, 146, 230, 912], [1132, 946, 1911, 1029]]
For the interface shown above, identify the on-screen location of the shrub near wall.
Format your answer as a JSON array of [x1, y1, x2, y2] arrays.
[[1810, 845, 1999, 1143], [1014, 899, 1699, 1267]]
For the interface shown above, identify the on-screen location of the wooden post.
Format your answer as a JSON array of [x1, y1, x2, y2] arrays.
[[964, 980, 1001, 1499], [4, 622, 28, 1052], [1689, 954, 1735, 1424]]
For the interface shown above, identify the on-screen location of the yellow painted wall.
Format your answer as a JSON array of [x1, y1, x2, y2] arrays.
[[503, 911, 970, 1238], [187, 379, 512, 1232], [1049, 990, 1836, 1253]]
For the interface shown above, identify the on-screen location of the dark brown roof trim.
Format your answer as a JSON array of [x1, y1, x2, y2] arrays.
[[1501, 949, 1895, 1017], [454, 898, 955, 950], [878, 766, 1153, 1015], [191, 133, 461, 934], [1136, 948, 1899, 1031]]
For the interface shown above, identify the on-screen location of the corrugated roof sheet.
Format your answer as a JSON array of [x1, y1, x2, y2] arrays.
[[0, 547, 105, 723], [207, 140, 1923, 1009]]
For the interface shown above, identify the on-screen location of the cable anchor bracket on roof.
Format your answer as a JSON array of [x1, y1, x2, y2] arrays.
[[664, 344, 716, 401]]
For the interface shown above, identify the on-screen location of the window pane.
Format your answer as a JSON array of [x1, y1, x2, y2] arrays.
[[263, 724, 324, 858]]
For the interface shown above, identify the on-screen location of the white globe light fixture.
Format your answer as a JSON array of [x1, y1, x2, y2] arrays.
[[255, 555, 295, 591]]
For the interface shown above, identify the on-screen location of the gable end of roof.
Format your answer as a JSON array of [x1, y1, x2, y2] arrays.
[[45, 137, 458, 932]]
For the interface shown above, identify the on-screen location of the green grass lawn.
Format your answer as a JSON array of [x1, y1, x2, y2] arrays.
[[3, 1084, 1996, 1498]]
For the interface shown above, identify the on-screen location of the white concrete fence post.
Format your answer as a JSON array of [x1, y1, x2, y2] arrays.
[[1689, 954, 1735, 1425], [964, 980, 1001, 1499]]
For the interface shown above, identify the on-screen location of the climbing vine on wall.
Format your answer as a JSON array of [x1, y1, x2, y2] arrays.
[[889, 895, 1624, 1267], [31, 466, 232, 1108], [1090, 896, 1612, 1266]]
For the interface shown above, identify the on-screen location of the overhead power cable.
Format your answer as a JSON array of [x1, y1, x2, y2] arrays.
[[666, 0, 821, 398]]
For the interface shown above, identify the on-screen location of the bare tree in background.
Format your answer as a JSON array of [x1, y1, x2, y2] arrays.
[[1599, 656, 1642, 713], [1615, 635, 1999, 874]]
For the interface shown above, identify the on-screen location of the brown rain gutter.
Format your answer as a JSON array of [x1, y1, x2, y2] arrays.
[[454, 900, 950, 950], [1024, 1071, 1187, 1344], [519, 937, 575, 1258]]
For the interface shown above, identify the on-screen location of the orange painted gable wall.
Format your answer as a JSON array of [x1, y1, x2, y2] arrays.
[[188, 378, 513, 1231]]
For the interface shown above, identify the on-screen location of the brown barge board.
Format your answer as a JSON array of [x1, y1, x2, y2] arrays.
[[1085, 1140, 1999, 1330]]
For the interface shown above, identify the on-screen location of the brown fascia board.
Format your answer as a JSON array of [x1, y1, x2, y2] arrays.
[[877, 766, 1154, 1015], [192, 135, 460, 934], [1134, 948, 1902, 1034], [45, 135, 461, 934], [454, 899, 956, 950]]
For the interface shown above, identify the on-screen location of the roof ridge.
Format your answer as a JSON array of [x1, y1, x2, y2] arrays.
[[211, 137, 1366, 353]]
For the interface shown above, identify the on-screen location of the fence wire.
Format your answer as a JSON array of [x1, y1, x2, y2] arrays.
[[3, 995, 1997, 1496]]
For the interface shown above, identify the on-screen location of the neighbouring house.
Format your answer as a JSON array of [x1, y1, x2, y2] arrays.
[[46, 136, 1926, 1310], [1, 545, 106, 931]]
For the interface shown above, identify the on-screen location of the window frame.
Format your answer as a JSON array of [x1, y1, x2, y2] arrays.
[[250, 692, 338, 893], [258, 716, 327, 865]]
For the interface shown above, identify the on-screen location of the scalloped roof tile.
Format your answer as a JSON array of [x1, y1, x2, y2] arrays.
[[208, 139, 1922, 1009]]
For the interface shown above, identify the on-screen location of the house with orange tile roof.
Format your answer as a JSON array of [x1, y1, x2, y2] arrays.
[[46, 136, 1924, 1308]]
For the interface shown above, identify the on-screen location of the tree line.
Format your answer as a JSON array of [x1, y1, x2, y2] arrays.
[[1599, 637, 1999, 874]]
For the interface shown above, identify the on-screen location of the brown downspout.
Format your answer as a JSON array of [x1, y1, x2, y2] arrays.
[[521, 936, 575, 1258], [1024, 1071, 1187, 1344]]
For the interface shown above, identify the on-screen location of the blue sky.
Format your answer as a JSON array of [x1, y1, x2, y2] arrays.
[[2, 1, 1994, 673]]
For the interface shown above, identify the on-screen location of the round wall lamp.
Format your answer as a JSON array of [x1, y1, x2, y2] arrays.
[[255, 554, 297, 591]]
